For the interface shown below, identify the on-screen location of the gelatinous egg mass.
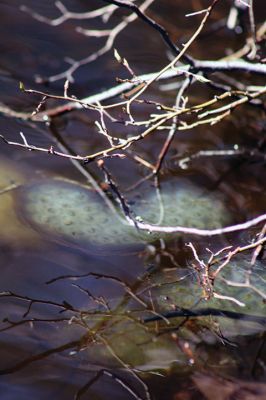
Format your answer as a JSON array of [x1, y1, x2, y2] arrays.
[[17, 179, 232, 252], [17, 180, 146, 251], [134, 180, 232, 229], [149, 257, 266, 337]]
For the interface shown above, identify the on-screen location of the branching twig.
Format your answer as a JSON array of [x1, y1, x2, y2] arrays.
[[102, 0, 194, 64], [21, 3, 117, 26]]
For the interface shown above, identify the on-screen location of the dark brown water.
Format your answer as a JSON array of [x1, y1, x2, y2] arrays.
[[0, 1, 265, 399]]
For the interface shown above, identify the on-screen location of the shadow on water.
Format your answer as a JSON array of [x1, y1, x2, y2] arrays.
[[0, 1, 265, 399]]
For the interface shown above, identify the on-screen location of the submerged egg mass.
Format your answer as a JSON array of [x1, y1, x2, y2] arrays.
[[134, 181, 232, 229], [18, 180, 142, 250], [150, 257, 266, 336], [17, 179, 232, 252]]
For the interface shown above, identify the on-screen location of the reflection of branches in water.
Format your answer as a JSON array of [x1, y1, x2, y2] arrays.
[[0, 289, 152, 399], [1, 290, 265, 377], [19, 0, 264, 87], [0, 336, 82, 375], [1, 267, 265, 399], [75, 369, 147, 400], [0, 335, 149, 400], [13, 294, 159, 400], [46, 270, 147, 306], [21, 3, 117, 27], [71, 283, 111, 311], [22, 0, 155, 83], [46, 270, 170, 324], [0, 317, 69, 333], [96, 333, 152, 400], [0, 291, 79, 315], [0, 329, 150, 399], [0, 290, 150, 344]]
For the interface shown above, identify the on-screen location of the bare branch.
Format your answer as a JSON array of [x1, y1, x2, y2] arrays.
[[21, 3, 117, 26], [102, 0, 194, 64]]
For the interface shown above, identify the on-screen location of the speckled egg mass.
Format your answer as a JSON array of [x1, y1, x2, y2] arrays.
[[133, 180, 232, 229], [18, 180, 143, 249], [150, 257, 266, 336], [17, 179, 232, 251]]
